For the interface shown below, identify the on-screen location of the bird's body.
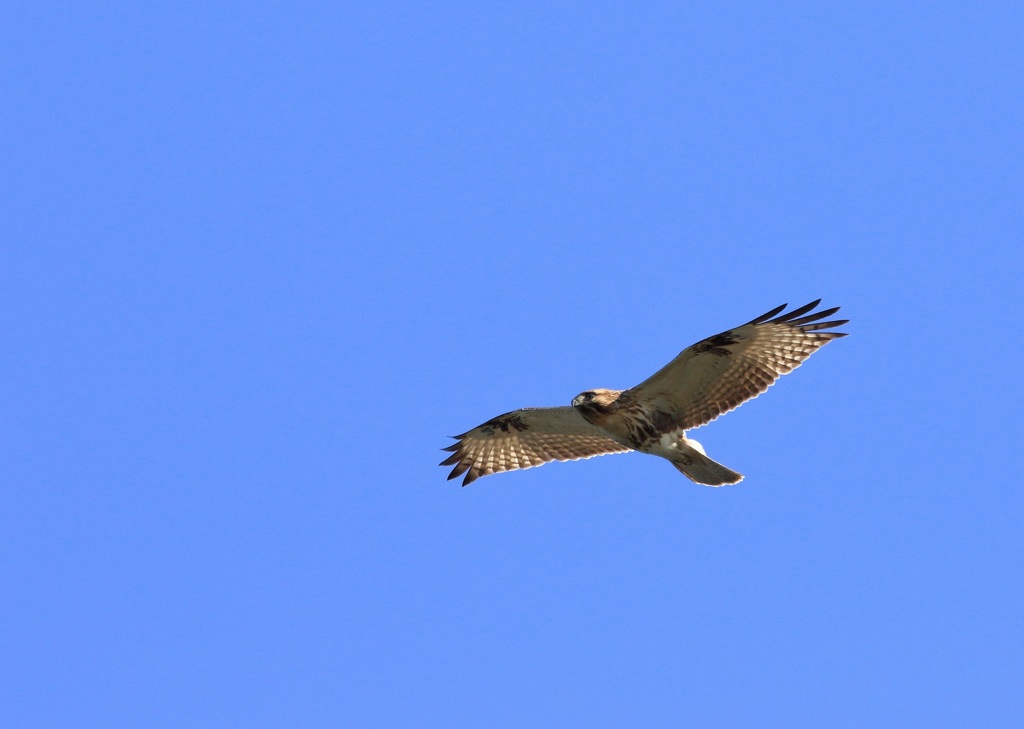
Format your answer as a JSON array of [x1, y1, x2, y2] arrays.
[[441, 300, 848, 486]]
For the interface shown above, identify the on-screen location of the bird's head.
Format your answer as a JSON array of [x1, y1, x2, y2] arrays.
[[571, 388, 620, 412]]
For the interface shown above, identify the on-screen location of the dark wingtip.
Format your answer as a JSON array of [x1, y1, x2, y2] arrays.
[[446, 459, 471, 481], [801, 318, 849, 333], [440, 452, 462, 466], [746, 303, 788, 325], [789, 306, 840, 326], [775, 299, 821, 323], [750, 301, 849, 334]]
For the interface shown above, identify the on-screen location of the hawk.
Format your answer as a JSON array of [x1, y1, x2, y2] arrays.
[[441, 300, 848, 486]]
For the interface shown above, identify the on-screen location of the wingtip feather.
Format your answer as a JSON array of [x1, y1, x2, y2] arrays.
[[788, 306, 840, 325], [440, 452, 462, 466], [447, 460, 471, 481], [746, 303, 788, 325], [801, 318, 849, 332], [775, 299, 822, 323]]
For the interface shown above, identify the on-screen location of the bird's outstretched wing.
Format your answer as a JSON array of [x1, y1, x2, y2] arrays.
[[628, 300, 848, 430], [440, 407, 631, 486]]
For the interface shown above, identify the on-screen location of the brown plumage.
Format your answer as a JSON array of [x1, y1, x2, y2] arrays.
[[441, 300, 848, 486]]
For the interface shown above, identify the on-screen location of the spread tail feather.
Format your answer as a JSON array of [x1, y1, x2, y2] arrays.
[[671, 440, 743, 486]]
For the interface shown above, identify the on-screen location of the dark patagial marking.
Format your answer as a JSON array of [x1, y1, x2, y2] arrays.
[[479, 412, 529, 437], [693, 331, 738, 357], [650, 409, 676, 433]]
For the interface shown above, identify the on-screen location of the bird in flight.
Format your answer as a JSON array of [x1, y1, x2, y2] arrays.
[[441, 300, 848, 486]]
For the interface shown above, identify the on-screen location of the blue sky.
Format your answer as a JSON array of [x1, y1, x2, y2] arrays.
[[3, 2, 1023, 726]]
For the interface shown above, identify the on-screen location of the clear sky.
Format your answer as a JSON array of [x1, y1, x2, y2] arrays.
[[3, 2, 1023, 727]]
